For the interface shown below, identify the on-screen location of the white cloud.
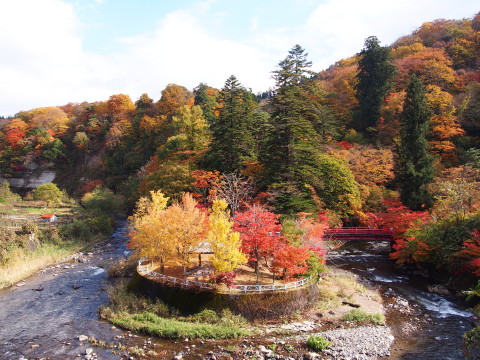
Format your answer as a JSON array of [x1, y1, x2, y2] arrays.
[[116, 10, 273, 98], [0, 0, 273, 116], [0, 0, 116, 115], [248, 0, 479, 72], [0, 0, 477, 116]]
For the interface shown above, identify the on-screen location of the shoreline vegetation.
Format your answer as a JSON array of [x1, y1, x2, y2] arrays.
[[101, 267, 386, 339], [0, 181, 123, 289]]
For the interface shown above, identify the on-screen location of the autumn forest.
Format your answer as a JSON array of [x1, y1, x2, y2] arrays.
[[1, 15, 480, 290]]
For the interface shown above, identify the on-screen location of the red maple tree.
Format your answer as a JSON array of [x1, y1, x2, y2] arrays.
[[234, 205, 282, 278], [458, 229, 480, 276], [272, 242, 311, 281]]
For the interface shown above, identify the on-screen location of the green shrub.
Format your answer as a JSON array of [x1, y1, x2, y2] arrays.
[[87, 215, 113, 235], [342, 309, 385, 325], [0, 181, 21, 204], [60, 220, 92, 241], [189, 309, 219, 324], [462, 281, 480, 359], [40, 227, 62, 245], [463, 326, 480, 360], [219, 308, 247, 327], [32, 183, 63, 206], [306, 335, 333, 351], [21, 222, 38, 235], [81, 187, 124, 215]]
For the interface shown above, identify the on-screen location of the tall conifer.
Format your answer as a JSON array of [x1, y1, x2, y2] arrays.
[[355, 36, 396, 135], [396, 73, 434, 210], [262, 45, 337, 212], [206, 75, 257, 173]]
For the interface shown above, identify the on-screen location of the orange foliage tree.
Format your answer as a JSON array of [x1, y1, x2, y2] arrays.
[[128, 191, 208, 272], [156, 84, 194, 117], [425, 85, 464, 161], [190, 169, 224, 206], [272, 243, 311, 281]]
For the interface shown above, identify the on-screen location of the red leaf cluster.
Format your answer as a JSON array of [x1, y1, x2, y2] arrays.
[[459, 229, 480, 276], [234, 205, 282, 262], [213, 272, 237, 287]]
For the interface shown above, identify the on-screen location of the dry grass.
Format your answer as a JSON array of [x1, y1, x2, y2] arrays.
[[0, 242, 81, 289], [316, 268, 383, 318]]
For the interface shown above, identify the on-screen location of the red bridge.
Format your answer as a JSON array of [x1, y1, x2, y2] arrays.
[[324, 227, 394, 241]]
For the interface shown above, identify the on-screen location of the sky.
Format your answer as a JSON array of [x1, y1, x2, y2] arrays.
[[0, 0, 478, 117]]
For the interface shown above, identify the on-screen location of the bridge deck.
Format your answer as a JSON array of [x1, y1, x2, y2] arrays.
[[324, 227, 393, 241]]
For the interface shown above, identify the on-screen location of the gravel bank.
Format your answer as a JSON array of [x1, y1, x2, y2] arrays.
[[315, 325, 394, 360]]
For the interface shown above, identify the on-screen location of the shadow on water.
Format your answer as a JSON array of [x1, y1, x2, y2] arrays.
[[328, 240, 472, 360]]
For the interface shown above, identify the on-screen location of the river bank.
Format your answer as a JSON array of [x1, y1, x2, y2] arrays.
[[0, 222, 473, 360]]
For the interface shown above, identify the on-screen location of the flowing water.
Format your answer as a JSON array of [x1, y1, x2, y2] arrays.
[[328, 240, 473, 360], [0, 221, 131, 360], [0, 224, 475, 359]]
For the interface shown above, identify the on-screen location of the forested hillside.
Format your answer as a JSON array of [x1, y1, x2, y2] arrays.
[[1, 15, 480, 283], [0, 15, 478, 205]]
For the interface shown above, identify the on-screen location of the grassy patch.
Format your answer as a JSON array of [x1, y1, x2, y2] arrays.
[[316, 270, 382, 311], [101, 281, 249, 339], [102, 281, 173, 317], [105, 311, 247, 339], [317, 286, 341, 311], [329, 273, 369, 296], [342, 309, 385, 325], [306, 335, 333, 351]]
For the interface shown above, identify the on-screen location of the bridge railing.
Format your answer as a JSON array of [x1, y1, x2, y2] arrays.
[[137, 259, 312, 294], [324, 227, 393, 236]]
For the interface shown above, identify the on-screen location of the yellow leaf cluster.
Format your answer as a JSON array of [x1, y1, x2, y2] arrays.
[[129, 191, 208, 271], [208, 200, 247, 273]]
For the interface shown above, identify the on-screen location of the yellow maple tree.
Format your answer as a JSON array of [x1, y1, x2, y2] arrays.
[[208, 199, 247, 273], [128, 190, 174, 271]]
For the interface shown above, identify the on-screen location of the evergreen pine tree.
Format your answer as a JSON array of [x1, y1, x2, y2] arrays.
[[262, 45, 339, 213], [205, 75, 257, 173], [396, 73, 434, 210], [193, 83, 218, 125], [355, 36, 396, 135]]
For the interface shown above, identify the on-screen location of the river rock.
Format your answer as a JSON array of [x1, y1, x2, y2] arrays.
[[427, 284, 451, 295], [85, 348, 93, 355], [77, 335, 88, 341], [258, 345, 273, 357]]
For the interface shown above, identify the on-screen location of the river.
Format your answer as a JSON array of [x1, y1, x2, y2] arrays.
[[0, 222, 131, 360], [328, 240, 473, 360], [0, 223, 474, 359]]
